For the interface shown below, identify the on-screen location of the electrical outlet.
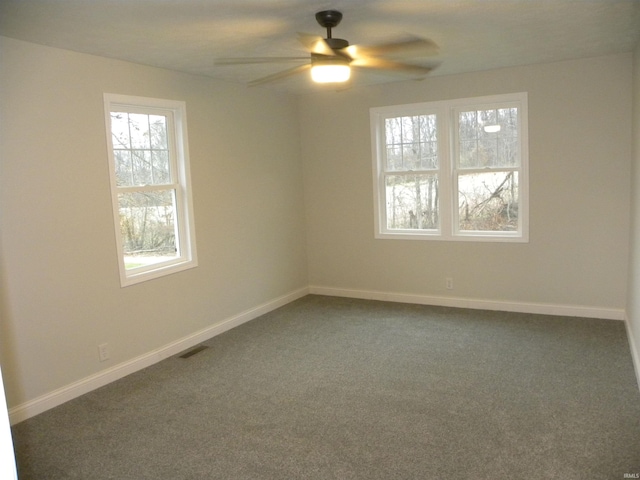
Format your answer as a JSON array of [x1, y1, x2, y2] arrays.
[[446, 277, 454, 290], [98, 343, 110, 362]]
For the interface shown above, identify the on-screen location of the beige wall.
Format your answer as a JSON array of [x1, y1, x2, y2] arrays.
[[0, 37, 308, 409], [300, 54, 632, 312], [626, 43, 640, 380]]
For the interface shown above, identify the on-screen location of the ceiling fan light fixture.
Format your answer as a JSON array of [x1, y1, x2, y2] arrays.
[[311, 64, 351, 83], [310, 56, 351, 83]]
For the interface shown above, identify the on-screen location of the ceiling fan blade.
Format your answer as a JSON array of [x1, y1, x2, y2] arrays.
[[351, 57, 435, 76], [248, 63, 312, 87], [297, 33, 336, 56], [344, 36, 438, 60], [215, 57, 309, 65]]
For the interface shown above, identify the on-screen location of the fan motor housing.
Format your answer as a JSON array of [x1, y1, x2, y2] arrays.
[[311, 53, 350, 67]]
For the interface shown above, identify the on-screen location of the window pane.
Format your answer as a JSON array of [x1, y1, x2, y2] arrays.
[[479, 136, 498, 166], [498, 136, 519, 167], [458, 107, 519, 169], [458, 171, 519, 231], [458, 111, 478, 140], [385, 174, 439, 230], [152, 151, 170, 184], [420, 115, 437, 142], [131, 150, 152, 185], [385, 117, 402, 145], [479, 108, 497, 128], [386, 146, 403, 171], [114, 150, 133, 187], [403, 144, 420, 170], [401, 116, 420, 144], [149, 115, 168, 149], [499, 107, 518, 137], [459, 140, 477, 168], [117, 189, 179, 269], [419, 141, 437, 169], [111, 112, 131, 149], [128, 113, 151, 149]]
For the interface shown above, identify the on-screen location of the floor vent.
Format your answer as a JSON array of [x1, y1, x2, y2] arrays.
[[179, 345, 209, 359]]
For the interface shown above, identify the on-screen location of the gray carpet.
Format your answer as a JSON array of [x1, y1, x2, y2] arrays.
[[11, 295, 640, 479]]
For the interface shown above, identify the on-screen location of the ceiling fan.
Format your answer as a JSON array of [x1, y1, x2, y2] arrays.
[[215, 10, 439, 87]]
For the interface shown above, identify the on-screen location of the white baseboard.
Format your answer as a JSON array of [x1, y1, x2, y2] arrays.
[[308, 285, 625, 320], [9, 287, 309, 425], [623, 314, 640, 390]]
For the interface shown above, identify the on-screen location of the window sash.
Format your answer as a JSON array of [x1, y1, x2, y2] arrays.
[[110, 108, 177, 186]]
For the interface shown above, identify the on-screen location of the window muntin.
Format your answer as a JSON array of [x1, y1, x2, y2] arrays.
[[371, 93, 528, 242], [104, 94, 197, 286]]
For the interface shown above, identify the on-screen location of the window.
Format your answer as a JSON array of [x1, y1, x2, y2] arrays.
[[104, 94, 197, 286], [371, 93, 528, 242]]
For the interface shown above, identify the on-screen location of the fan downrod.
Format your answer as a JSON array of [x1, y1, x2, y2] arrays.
[[315, 10, 348, 50]]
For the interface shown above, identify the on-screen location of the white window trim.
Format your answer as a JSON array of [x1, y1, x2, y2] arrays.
[[104, 93, 198, 286], [371, 92, 529, 243]]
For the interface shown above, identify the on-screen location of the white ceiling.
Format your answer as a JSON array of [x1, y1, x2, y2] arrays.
[[1, 0, 639, 94]]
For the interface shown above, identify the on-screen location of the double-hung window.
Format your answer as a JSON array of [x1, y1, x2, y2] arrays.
[[371, 92, 528, 242], [104, 94, 197, 286]]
